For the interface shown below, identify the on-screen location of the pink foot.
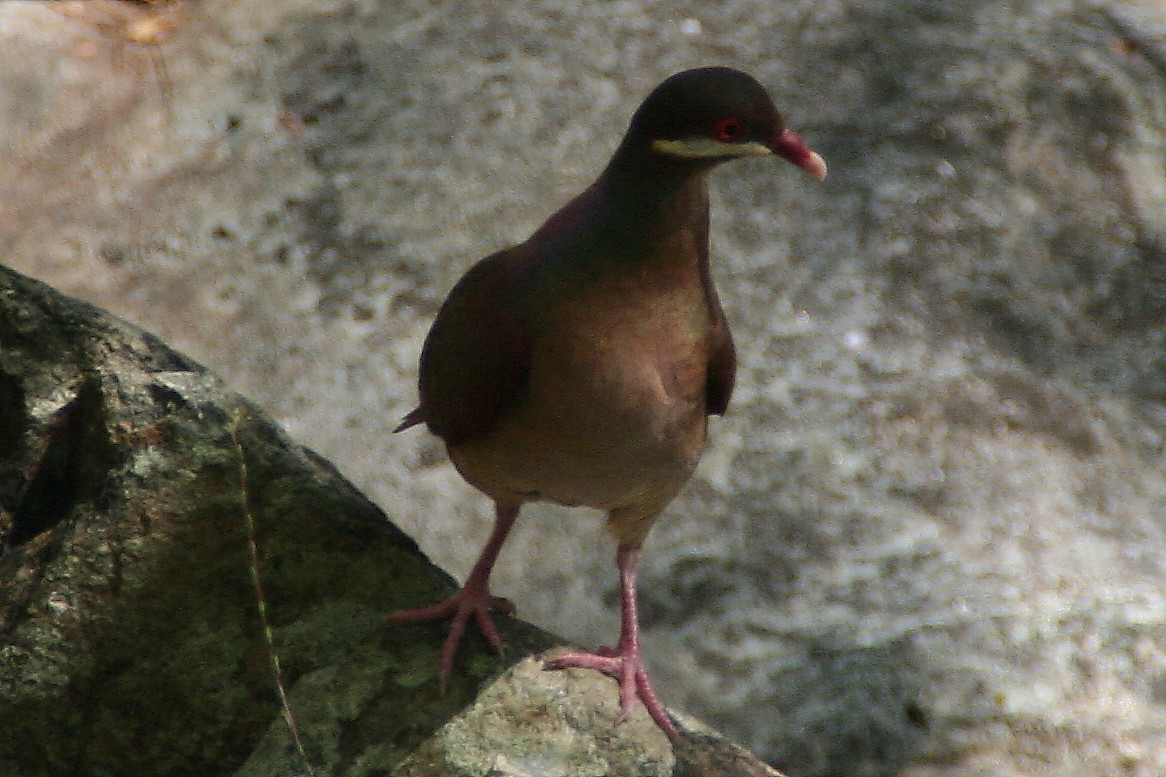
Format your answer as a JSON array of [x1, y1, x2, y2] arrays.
[[388, 586, 514, 694], [546, 644, 677, 737]]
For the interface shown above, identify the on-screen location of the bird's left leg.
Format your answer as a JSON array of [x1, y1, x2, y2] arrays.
[[545, 542, 678, 738], [388, 501, 520, 693]]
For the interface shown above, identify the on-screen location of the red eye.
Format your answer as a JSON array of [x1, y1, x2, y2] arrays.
[[714, 117, 745, 142]]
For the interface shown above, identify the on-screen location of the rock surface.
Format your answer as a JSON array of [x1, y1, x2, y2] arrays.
[[3, 0, 1166, 775]]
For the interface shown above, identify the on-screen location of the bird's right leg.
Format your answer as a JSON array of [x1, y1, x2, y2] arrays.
[[544, 542, 678, 737], [387, 501, 520, 693]]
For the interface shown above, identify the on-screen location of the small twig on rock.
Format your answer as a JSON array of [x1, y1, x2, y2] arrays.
[[229, 412, 317, 776]]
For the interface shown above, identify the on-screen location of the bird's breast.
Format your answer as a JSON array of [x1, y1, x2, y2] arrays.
[[448, 254, 714, 519]]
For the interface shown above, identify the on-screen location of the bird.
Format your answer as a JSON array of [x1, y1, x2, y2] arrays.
[[390, 66, 826, 738]]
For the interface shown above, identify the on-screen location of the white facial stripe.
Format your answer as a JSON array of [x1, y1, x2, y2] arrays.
[[650, 138, 773, 159]]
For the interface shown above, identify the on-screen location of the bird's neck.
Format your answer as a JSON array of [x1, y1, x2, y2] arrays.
[[524, 146, 712, 276], [586, 151, 711, 255], [601, 141, 714, 205]]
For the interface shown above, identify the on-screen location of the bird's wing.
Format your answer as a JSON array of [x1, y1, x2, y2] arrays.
[[414, 247, 532, 445], [703, 280, 737, 416], [693, 199, 737, 417]]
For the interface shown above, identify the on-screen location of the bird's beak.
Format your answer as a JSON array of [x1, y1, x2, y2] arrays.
[[768, 128, 828, 180]]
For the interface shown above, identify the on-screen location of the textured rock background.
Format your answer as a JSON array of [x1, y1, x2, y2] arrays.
[[3, 0, 1166, 774]]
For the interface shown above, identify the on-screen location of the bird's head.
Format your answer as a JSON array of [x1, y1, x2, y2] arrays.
[[625, 67, 827, 180]]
